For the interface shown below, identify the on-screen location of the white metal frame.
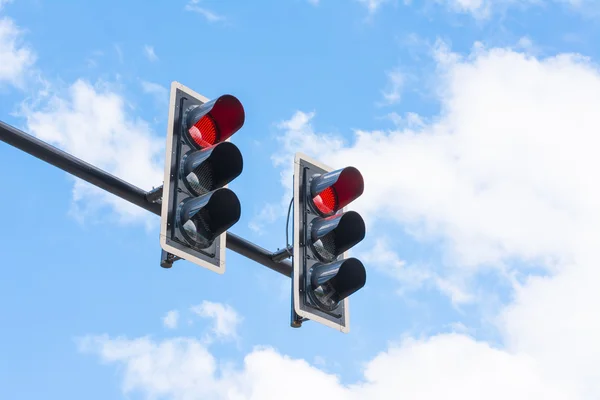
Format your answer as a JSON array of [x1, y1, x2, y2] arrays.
[[159, 81, 227, 274], [293, 152, 350, 333]]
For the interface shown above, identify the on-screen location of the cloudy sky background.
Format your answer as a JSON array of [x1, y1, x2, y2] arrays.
[[2, 0, 600, 398]]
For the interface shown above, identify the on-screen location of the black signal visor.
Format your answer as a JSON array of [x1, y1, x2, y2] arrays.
[[310, 211, 366, 263], [310, 258, 367, 310], [181, 142, 243, 196], [178, 188, 241, 249]]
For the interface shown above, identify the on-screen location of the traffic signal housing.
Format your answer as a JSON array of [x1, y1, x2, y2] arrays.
[[160, 82, 245, 274], [292, 152, 367, 332]]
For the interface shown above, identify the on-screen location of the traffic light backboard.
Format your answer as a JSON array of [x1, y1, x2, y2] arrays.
[[160, 81, 245, 274], [292, 152, 367, 332]]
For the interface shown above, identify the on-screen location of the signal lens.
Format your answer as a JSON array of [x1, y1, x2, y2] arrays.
[[313, 187, 338, 215], [182, 207, 214, 246], [186, 160, 215, 195], [309, 258, 367, 311], [185, 95, 244, 149], [312, 281, 338, 310], [310, 211, 366, 263], [313, 232, 337, 262], [181, 142, 244, 197], [178, 188, 241, 249], [310, 167, 363, 216], [189, 115, 218, 148]]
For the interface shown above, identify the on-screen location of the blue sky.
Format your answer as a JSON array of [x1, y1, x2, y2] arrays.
[[2, 0, 600, 398]]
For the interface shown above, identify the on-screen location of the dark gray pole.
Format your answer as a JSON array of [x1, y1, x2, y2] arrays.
[[0, 120, 292, 277]]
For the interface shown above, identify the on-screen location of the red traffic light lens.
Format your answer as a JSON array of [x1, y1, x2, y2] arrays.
[[313, 187, 338, 215], [189, 115, 218, 148], [311, 167, 364, 216], [185, 95, 245, 149]]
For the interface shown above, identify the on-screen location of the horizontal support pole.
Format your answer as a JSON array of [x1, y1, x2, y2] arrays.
[[0, 120, 292, 277], [226, 236, 291, 277], [0, 121, 161, 215]]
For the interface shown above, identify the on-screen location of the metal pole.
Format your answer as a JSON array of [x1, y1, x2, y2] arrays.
[[226, 236, 291, 277], [0, 120, 292, 277], [0, 121, 161, 215]]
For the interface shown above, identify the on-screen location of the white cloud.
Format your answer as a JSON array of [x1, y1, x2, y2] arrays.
[[380, 68, 405, 105], [140, 80, 166, 97], [359, 237, 473, 304], [248, 110, 344, 231], [78, 335, 222, 399], [79, 332, 576, 399], [313, 355, 327, 366], [163, 310, 179, 329], [349, 334, 574, 399], [356, 0, 390, 13], [440, 0, 491, 18], [143, 45, 158, 62], [248, 203, 281, 235], [21, 79, 164, 224], [272, 110, 345, 197], [433, 0, 600, 19], [0, 16, 36, 87], [114, 44, 124, 63], [77, 35, 600, 396], [184, 0, 225, 22], [140, 80, 168, 105], [191, 301, 241, 341], [313, 0, 599, 18], [272, 46, 600, 274], [547, 0, 600, 9], [252, 41, 600, 398]]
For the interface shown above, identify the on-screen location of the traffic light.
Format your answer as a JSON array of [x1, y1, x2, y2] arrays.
[[292, 152, 367, 333], [160, 81, 244, 274]]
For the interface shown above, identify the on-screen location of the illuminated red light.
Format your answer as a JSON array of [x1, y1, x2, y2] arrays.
[[313, 187, 338, 215], [189, 115, 218, 148], [310, 167, 364, 216], [185, 95, 245, 150]]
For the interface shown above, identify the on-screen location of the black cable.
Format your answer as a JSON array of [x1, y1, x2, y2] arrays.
[[285, 197, 294, 256]]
